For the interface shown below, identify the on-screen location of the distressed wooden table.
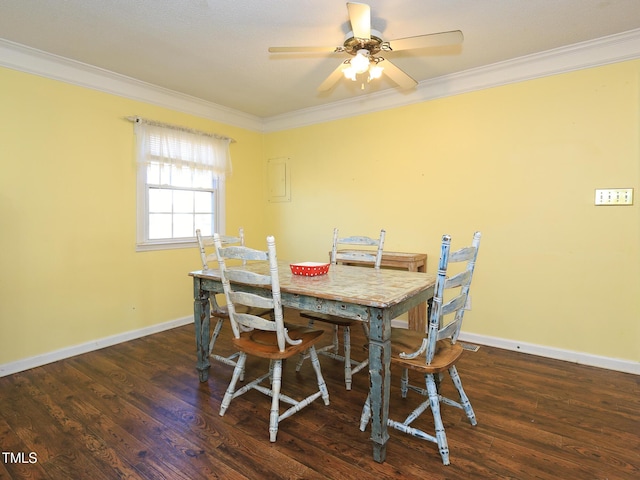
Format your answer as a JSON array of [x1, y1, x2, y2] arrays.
[[190, 262, 436, 463], [333, 250, 428, 331]]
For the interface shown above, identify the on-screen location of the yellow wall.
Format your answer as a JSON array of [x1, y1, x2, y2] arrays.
[[0, 67, 266, 365], [1, 59, 639, 368], [264, 61, 640, 362]]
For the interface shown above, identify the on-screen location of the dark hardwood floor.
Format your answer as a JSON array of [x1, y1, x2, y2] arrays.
[[1, 310, 638, 479]]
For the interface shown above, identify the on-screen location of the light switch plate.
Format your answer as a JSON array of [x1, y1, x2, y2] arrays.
[[595, 188, 633, 205]]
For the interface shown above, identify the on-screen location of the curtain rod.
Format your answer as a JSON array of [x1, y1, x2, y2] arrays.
[[125, 116, 236, 143]]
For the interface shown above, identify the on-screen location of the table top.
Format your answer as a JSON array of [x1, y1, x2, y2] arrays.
[[191, 261, 435, 309]]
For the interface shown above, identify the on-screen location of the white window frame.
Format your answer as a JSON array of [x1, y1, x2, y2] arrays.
[[133, 118, 231, 252], [135, 166, 226, 251]]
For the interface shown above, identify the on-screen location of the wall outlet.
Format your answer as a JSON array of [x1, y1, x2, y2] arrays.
[[595, 188, 633, 205]]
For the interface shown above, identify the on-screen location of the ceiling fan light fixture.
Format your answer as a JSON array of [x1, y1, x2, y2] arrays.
[[351, 49, 371, 74], [342, 65, 357, 81], [368, 63, 384, 81]]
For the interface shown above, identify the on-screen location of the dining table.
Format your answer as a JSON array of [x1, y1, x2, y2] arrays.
[[189, 260, 436, 463]]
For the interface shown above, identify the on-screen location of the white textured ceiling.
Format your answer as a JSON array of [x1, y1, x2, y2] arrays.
[[1, 0, 639, 118]]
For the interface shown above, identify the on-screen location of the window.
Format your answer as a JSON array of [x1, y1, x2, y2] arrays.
[[134, 119, 232, 251]]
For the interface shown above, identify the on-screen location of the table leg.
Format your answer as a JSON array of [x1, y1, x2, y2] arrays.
[[193, 278, 211, 382], [368, 308, 391, 463]]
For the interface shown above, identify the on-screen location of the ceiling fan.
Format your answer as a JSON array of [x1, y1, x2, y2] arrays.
[[268, 2, 463, 92]]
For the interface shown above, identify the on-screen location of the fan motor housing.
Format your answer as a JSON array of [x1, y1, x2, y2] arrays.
[[342, 29, 388, 56]]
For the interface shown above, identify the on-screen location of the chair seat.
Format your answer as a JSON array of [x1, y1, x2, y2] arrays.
[[233, 326, 324, 360], [300, 311, 357, 327], [390, 328, 464, 374]]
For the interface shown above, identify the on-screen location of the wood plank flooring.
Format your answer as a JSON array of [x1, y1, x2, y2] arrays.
[[1, 310, 638, 479]]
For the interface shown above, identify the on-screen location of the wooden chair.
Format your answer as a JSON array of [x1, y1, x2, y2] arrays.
[[196, 229, 272, 368], [213, 234, 330, 442], [297, 227, 386, 390], [360, 232, 481, 465]]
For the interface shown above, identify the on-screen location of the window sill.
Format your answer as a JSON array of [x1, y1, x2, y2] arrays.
[[136, 240, 198, 252]]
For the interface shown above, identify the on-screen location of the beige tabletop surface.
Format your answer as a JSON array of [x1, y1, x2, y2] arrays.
[[191, 261, 436, 309]]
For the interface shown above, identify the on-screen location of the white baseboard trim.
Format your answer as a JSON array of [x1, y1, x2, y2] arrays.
[[4, 317, 638, 378], [0, 316, 194, 377], [390, 319, 639, 376], [458, 332, 640, 375]]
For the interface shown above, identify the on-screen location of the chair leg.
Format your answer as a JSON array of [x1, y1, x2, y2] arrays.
[[298, 320, 369, 390], [269, 360, 283, 442], [220, 353, 247, 416], [400, 368, 409, 398], [359, 394, 371, 431], [295, 352, 307, 372], [268, 359, 275, 384], [296, 316, 336, 372], [360, 321, 369, 339], [449, 365, 477, 425], [343, 326, 352, 390], [208, 315, 246, 380], [295, 316, 315, 372], [309, 346, 330, 405], [426, 373, 450, 466], [208, 315, 225, 356], [324, 325, 336, 354]]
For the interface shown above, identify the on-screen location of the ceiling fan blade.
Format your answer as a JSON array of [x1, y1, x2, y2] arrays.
[[380, 59, 417, 89], [389, 30, 464, 51], [268, 46, 340, 53], [317, 62, 347, 92], [347, 2, 371, 39]]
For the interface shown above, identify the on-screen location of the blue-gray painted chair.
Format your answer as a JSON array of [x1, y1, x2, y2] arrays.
[[214, 234, 330, 442], [297, 227, 386, 390], [360, 232, 481, 465], [196, 228, 272, 368]]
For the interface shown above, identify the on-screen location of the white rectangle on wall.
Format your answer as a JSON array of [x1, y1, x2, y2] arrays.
[[267, 157, 291, 202]]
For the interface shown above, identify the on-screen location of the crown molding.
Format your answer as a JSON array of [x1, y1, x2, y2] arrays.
[[263, 28, 640, 132], [0, 39, 264, 132], [2, 28, 639, 134]]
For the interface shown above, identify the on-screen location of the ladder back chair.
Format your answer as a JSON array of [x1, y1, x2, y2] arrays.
[[360, 232, 481, 465], [213, 234, 330, 442], [297, 227, 386, 390], [196, 228, 272, 368]]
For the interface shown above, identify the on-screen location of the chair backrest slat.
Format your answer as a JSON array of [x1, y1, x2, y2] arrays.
[[219, 245, 267, 263], [233, 312, 278, 332], [225, 267, 272, 286], [449, 245, 477, 263], [426, 232, 481, 364], [229, 291, 274, 310], [441, 294, 468, 317], [437, 320, 459, 341], [331, 228, 386, 269], [196, 228, 246, 270], [337, 235, 380, 247], [445, 270, 472, 289]]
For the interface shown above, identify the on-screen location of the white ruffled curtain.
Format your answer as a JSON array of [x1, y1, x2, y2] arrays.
[[134, 119, 232, 177]]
